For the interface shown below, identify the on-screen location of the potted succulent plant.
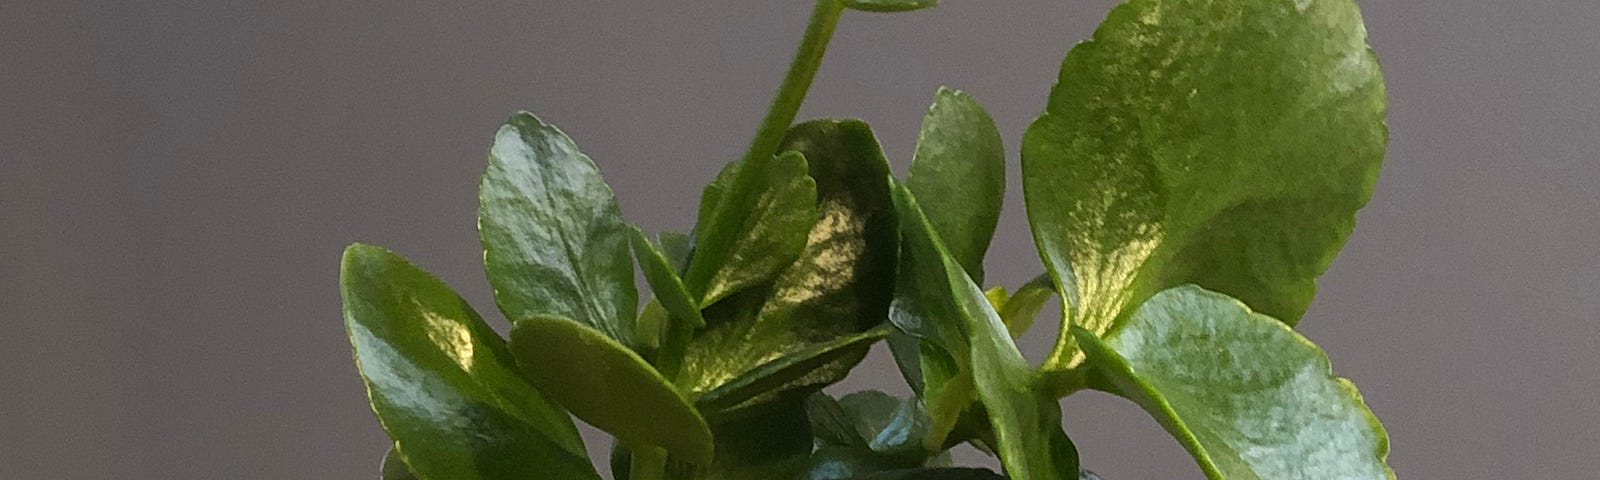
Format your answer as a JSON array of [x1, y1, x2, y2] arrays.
[[341, 0, 1395, 478]]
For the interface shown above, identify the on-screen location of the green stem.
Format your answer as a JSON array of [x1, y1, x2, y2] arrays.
[[741, 0, 845, 165]]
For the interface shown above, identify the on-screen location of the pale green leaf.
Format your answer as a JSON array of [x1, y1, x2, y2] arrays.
[[1074, 285, 1393, 480], [1022, 0, 1388, 369]]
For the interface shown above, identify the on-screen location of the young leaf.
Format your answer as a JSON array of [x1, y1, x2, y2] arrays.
[[996, 275, 1053, 337], [507, 315, 715, 465], [679, 120, 899, 415], [340, 244, 598, 480], [1073, 285, 1394, 480], [893, 187, 1080, 480], [843, 0, 939, 13], [685, 151, 819, 307], [630, 226, 707, 328], [907, 87, 1005, 283], [479, 112, 639, 345], [1021, 0, 1388, 369]]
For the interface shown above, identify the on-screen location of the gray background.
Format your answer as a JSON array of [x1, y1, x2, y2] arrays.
[[2, 0, 1596, 478]]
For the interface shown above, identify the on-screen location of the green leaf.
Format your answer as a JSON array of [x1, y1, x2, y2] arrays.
[[609, 441, 632, 480], [691, 403, 815, 480], [1021, 0, 1388, 369], [340, 244, 599, 480], [809, 390, 930, 456], [685, 150, 819, 306], [695, 327, 889, 419], [843, 0, 939, 13], [799, 390, 940, 480], [479, 112, 639, 345], [856, 468, 1006, 480], [659, 231, 693, 273], [893, 186, 1080, 480], [679, 120, 899, 415], [630, 226, 707, 328], [907, 87, 1005, 283], [803, 446, 909, 480], [1073, 285, 1393, 480], [997, 275, 1053, 338], [381, 444, 418, 480], [508, 315, 715, 465]]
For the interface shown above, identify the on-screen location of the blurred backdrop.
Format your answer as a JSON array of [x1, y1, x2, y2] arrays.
[[3, 1, 1597, 478]]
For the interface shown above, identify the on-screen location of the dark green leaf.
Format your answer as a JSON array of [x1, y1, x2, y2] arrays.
[[630, 226, 707, 328], [679, 120, 899, 415], [340, 244, 598, 480], [907, 87, 1005, 283], [843, 0, 939, 13], [508, 315, 715, 465], [885, 331, 926, 394], [856, 468, 1006, 480], [479, 112, 639, 345], [803, 446, 908, 480], [609, 441, 632, 480], [684, 151, 819, 306], [800, 389, 940, 480], [381, 444, 417, 480], [1021, 0, 1388, 369], [1073, 285, 1393, 480], [893, 187, 1080, 480], [806, 392, 866, 449], [689, 403, 815, 480]]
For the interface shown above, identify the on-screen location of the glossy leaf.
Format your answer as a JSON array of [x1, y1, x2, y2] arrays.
[[1021, 0, 1388, 369], [480, 112, 639, 345], [508, 315, 715, 465], [381, 444, 418, 480], [907, 87, 1005, 282], [1073, 285, 1393, 480], [679, 120, 899, 415], [801, 391, 941, 480], [340, 244, 598, 480], [695, 327, 889, 418], [843, 0, 939, 13], [630, 226, 707, 328], [893, 186, 1080, 480], [685, 150, 819, 307]]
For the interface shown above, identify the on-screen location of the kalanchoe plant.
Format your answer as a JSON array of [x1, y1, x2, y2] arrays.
[[341, 0, 1395, 478]]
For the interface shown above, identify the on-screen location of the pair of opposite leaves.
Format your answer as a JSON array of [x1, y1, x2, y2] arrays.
[[344, 0, 1394, 478]]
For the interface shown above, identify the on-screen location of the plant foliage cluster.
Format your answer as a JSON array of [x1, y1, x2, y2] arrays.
[[341, 0, 1395, 478]]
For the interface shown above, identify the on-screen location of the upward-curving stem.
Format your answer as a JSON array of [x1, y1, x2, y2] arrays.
[[742, 0, 846, 166]]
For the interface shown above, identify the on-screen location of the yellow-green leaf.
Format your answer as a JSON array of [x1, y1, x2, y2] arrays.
[[1074, 285, 1393, 480], [509, 316, 715, 465]]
